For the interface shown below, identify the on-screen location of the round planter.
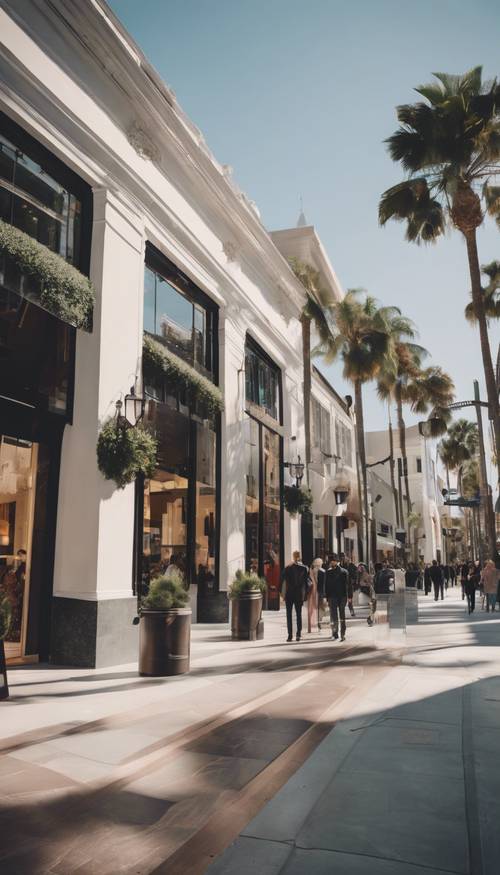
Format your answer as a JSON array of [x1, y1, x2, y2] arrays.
[[139, 608, 191, 677], [231, 590, 263, 641]]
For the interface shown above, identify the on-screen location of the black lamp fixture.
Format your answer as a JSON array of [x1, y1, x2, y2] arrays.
[[284, 454, 305, 487], [334, 487, 349, 505], [124, 386, 145, 427]]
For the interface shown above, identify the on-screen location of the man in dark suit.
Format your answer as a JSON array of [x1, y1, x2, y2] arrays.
[[430, 559, 444, 601], [281, 551, 308, 642], [325, 553, 349, 641]]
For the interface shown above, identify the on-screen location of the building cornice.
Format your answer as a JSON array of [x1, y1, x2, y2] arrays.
[[1, 0, 307, 315]]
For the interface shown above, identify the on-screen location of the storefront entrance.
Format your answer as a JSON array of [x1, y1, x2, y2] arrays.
[[0, 436, 37, 659]]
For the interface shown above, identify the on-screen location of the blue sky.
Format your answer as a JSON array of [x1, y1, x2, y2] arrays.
[[109, 0, 500, 443]]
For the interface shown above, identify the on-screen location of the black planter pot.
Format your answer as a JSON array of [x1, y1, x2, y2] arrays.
[[139, 608, 191, 676], [231, 590, 263, 641], [0, 641, 8, 700]]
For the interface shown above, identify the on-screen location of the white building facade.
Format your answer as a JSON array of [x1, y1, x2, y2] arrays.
[[366, 424, 444, 563], [0, 0, 313, 666]]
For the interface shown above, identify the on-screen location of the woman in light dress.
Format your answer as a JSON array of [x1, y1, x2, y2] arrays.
[[307, 557, 324, 633]]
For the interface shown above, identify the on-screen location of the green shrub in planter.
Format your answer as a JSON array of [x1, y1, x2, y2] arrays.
[[229, 570, 267, 599], [283, 484, 313, 517], [97, 419, 157, 489], [141, 573, 190, 611], [0, 218, 95, 330]]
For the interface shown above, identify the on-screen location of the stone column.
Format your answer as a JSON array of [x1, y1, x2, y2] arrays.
[[51, 189, 145, 667]]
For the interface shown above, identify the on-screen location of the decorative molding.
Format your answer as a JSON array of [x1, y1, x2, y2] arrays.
[[222, 240, 238, 262], [126, 121, 159, 162]]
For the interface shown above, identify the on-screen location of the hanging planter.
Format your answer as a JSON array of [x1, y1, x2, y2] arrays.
[[97, 418, 158, 489], [0, 219, 95, 330], [284, 484, 313, 517], [143, 334, 224, 416]]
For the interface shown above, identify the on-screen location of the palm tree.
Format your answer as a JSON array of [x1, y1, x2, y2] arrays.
[[464, 260, 500, 323], [379, 67, 500, 475], [289, 258, 335, 480], [376, 314, 422, 526], [377, 338, 427, 521], [439, 419, 479, 494], [317, 290, 392, 562], [439, 420, 479, 558]]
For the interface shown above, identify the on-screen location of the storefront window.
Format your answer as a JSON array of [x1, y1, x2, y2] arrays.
[[0, 436, 37, 659], [0, 112, 90, 417], [263, 427, 281, 608], [245, 417, 260, 574], [144, 249, 215, 378], [140, 250, 219, 599], [245, 341, 280, 422]]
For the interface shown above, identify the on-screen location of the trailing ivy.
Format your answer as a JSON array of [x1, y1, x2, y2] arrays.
[[143, 334, 224, 416], [97, 418, 158, 489], [0, 219, 95, 331], [283, 484, 313, 517]]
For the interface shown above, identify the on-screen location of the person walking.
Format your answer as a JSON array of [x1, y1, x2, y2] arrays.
[[481, 560, 500, 613], [281, 551, 308, 642], [325, 554, 349, 641], [424, 564, 432, 596], [430, 559, 444, 601], [358, 563, 376, 626], [449, 564, 456, 587], [307, 557, 323, 633], [465, 561, 480, 614], [340, 553, 357, 617], [443, 564, 450, 590], [460, 561, 468, 601]]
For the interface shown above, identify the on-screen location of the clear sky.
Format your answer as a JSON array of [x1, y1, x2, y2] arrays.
[[109, 0, 500, 446]]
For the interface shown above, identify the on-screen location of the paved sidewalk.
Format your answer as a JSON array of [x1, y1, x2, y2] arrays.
[[209, 589, 500, 875], [0, 600, 396, 874]]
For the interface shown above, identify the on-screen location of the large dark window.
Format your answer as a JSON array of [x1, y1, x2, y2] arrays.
[[335, 418, 353, 467], [140, 251, 219, 598], [144, 245, 215, 378], [245, 340, 280, 422], [0, 112, 91, 417], [244, 339, 283, 608]]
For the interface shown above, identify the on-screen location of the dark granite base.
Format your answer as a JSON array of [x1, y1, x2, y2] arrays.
[[197, 592, 229, 623], [50, 596, 138, 667]]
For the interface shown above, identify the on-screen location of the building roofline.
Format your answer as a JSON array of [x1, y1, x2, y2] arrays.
[[312, 366, 350, 414]]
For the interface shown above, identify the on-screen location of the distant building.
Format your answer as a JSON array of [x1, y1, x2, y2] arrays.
[[366, 424, 444, 563]]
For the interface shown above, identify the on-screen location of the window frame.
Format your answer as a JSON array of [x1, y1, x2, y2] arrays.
[[145, 242, 218, 383], [244, 334, 282, 426]]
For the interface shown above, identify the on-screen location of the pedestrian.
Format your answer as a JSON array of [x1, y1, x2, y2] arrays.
[[449, 564, 456, 587], [281, 551, 308, 642], [405, 563, 419, 587], [340, 553, 357, 617], [481, 560, 500, 613], [465, 561, 480, 614], [307, 557, 323, 633], [325, 554, 349, 641], [443, 564, 450, 590], [460, 560, 468, 600], [424, 564, 432, 596], [430, 559, 444, 601], [358, 562, 376, 626], [374, 559, 394, 594]]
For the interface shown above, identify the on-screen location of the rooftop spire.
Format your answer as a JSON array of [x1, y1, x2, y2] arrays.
[[297, 195, 307, 227]]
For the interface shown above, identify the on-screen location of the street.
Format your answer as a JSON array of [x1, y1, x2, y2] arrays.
[[1, 590, 499, 874]]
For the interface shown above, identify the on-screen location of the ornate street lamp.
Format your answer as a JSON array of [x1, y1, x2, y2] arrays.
[[284, 455, 305, 487], [120, 386, 144, 427]]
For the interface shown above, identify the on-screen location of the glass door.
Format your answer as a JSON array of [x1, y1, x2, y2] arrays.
[[0, 436, 38, 659]]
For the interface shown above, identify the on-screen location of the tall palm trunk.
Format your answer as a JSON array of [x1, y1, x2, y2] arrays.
[[387, 401, 400, 528], [354, 379, 370, 565], [464, 229, 499, 555], [301, 312, 312, 482], [395, 383, 412, 516]]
